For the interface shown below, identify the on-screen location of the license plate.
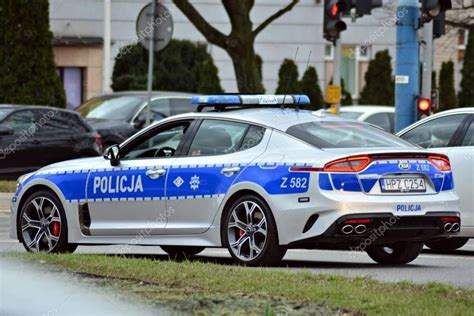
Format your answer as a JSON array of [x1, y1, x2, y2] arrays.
[[380, 177, 426, 193]]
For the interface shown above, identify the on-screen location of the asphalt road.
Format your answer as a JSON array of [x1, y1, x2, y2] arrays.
[[1, 211, 473, 290]]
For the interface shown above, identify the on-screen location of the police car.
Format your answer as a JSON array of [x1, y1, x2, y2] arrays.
[[11, 95, 460, 266]]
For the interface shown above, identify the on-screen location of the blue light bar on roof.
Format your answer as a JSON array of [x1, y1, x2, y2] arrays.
[[191, 94, 310, 106]]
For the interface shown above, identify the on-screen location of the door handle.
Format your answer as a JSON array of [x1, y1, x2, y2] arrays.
[[32, 139, 40, 145], [221, 167, 240, 176], [146, 169, 166, 179]]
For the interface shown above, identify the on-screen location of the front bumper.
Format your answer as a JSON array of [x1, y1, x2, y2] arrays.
[[289, 212, 461, 249]]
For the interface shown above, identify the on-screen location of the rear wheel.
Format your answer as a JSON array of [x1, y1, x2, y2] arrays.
[[161, 246, 204, 259], [222, 195, 286, 266], [425, 238, 469, 251], [19, 190, 77, 253], [366, 242, 423, 265]]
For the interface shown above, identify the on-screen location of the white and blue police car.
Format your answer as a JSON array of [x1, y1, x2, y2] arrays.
[[11, 95, 461, 266]]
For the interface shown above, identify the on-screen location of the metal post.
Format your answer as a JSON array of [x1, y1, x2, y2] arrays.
[[333, 38, 342, 115], [422, 21, 433, 99], [395, 0, 420, 132], [146, 0, 157, 127], [102, 0, 111, 94]]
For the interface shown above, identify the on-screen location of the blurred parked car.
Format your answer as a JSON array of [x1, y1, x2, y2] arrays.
[[398, 108, 474, 251], [76, 91, 194, 148], [333, 106, 395, 133], [0, 105, 101, 179]]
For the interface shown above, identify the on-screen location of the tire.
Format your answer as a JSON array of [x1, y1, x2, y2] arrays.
[[222, 194, 287, 266], [425, 238, 469, 251], [366, 242, 423, 265], [161, 246, 204, 259], [18, 190, 77, 253]]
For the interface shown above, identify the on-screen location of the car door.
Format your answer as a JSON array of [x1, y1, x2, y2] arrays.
[[399, 113, 472, 226], [34, 109, 77, 165], [453, 115, 474, 228], [85, 119, 193, 236], [165, 119, 267, 234], [0, 109, 39, 175]]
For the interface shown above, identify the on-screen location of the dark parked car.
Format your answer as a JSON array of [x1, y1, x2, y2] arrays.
[[0, 105, 101, 179], [76, 91, 194, 148]]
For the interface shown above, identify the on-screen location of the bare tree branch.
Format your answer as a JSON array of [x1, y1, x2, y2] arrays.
[[172, 0, 228, 48], [253, 0, 299, 37]]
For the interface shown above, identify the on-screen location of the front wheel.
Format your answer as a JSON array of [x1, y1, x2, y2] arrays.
[[366, 242, 423, 265], [425, 238, 469, 251], [18, 190, 77, 253], [222, 195, 286, 266], [161, 246, 204, 259]]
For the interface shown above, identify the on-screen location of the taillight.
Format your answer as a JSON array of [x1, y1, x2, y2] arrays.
[[95, 133, 103, 151], [323, 155, 371, 172], [428, 155, 451, 171]]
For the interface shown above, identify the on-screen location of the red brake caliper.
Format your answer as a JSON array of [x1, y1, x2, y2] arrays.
[[239, 229, 245, 237], [51, 222, 60, 237]]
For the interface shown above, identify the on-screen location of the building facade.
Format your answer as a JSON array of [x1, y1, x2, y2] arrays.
[[48, 0, 467, 109]]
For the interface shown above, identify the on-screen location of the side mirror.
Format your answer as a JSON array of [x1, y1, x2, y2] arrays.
[[0, 127, 14, 136], [103, 144, 121, 166]]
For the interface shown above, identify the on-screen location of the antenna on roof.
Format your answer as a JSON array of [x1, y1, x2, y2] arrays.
[[282, 47, 299, 110]]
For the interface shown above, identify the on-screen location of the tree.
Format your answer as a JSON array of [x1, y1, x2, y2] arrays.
[[197, 58, 224, 94], [439, 61, 457, 111], [432, 71, 437, 91], [299, 67, 324, 110], [112, 40, 223, 93], [275, 59, 300, 94], [172, 0, 299, 93], [458, 27, 474, 107], [0, 0, 65, 107], [359, 50, 394, 106]]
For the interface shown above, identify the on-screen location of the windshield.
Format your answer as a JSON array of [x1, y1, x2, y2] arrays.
[[339, 111, 363, 120], [286, 121, 414, 149], [77, 96, 143, 120], [0, 109, 14, 121]]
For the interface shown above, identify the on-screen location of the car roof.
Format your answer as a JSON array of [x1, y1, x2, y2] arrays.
[[0, 104, 78, 115], [95, 91, 195, 99], [339, 105, 395, 113], [164, 108, 355, 132]]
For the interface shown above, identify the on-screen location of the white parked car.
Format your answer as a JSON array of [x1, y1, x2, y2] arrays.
[[398, 108, 474, 250], [11, 95, 460, 266], [337, 106, 395, 133]]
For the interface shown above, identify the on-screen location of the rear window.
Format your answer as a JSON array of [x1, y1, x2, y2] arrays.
[[0, 109, 13, 121], [286, 121, 414, 149]]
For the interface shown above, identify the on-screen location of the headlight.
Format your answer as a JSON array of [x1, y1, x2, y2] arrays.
[[16, 173, 34, 188]]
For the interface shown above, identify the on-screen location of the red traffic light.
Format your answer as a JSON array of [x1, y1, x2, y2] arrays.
[[330, 4, 339, 16], [418, 98, 431, 112]]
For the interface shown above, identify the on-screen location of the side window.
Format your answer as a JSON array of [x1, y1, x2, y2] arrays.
[[4, 110, 36, 133], [400, 114, 467, 148], [188, 120, 249, 156], [38, 111, 73, 133], [238, 126, 266, 151], [365, 113, 391, 132], [170, 98, 192, 115], [122, 122, 190, 160], [461, 121, 474, 146]]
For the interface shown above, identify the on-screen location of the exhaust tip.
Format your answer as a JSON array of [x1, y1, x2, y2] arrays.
[[443, 222, 452, 232], [341, 225, 354, 235], [354, 224, 367, 235], [451, 223, 460, 232]]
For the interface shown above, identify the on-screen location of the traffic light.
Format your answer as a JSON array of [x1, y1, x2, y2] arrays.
[[421, 0, 452, 22], [323, 0, 350, 42], [433, 11, 446, 38], [417, 97, 432, 119], [350, 0, 383, 17]]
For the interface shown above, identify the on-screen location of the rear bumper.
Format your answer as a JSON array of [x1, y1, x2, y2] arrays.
[[288, 212, 461, 249]]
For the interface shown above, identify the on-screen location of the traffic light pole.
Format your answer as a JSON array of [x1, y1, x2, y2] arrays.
[[422, 21, 434, 100], [146, 0, 157, 127], [395, 0, 420, 132], [333, 38, 342, 115]]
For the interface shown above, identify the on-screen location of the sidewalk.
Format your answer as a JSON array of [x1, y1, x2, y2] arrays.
[[0, 193, 12, 212]]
